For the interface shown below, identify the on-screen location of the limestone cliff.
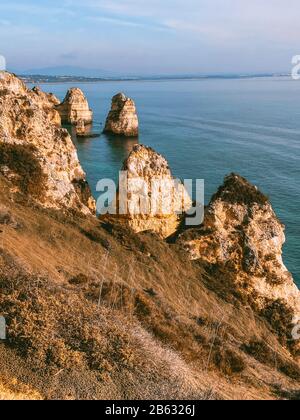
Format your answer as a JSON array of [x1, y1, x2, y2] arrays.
[[55, 88, 93, 125], [32, 86, 61, 126], [103, 145, 192, 238], [104, 93, 139, 137], [0, 72, 95, 214], [178, 174, 300, 350], [1, 74, 300, 399]]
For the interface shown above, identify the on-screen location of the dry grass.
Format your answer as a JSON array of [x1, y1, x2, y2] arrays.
[[0, 377, 42, 400], [0, 174, 299, 400]]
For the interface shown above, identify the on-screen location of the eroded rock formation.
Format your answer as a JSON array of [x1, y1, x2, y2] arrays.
[[55, 88, 93, 125], [32, 86, 61, 126], [103, 145, 192, 238], [32, 86, 60, 107], [104, 93, 139, 137], [75, 119, 86, 135], [178, 173, 300, 350], [0, 71, 95, 214]]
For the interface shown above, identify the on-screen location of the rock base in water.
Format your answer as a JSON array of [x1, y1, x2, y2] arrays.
[[102, 145, 192, 238], [104, 93, 139, 137], [56, 88, 93, 125]]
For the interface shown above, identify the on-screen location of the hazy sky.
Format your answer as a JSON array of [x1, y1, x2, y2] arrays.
[[0, 0, 300, 74]]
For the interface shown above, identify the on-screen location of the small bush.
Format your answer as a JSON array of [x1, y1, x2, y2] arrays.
[[0, 143, 46, 199], [69, 273, 89, 285], [241, 338, 300, 380], [213, 347, 246, 376], [211, 173, 269, 206], [241, 339, 276, 365], [260, 299, 294, 348], [279, 362, 300, 380]]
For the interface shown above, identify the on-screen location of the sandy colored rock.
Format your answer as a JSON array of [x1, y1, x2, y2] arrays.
[[32, 86, 60, 107], [104, 93, 139, 137], [178, 173, 300, 340], [0, 71, 95, 214], [103, 145, 192, 238], [75, 119, 86, 135], [55, 87, 93, 125], [32, 86, 61, 126]]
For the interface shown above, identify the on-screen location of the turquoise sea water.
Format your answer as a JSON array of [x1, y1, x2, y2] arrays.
[[35, 78, 300, 286]]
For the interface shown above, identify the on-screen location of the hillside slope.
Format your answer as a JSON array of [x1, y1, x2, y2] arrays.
[[0, 173, 300, 400], [0, 72, 299, 400]]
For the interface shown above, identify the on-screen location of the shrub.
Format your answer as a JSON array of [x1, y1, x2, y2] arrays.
[[241, 338, 300, 380], [260, 299, 294, 348], [211, 173, 269, 206], [213, 347, 246, 376], [0, 142, 46, 199], [241, 339, 276, 365]]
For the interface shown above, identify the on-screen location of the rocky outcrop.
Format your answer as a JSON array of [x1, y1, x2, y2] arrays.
[[104, 93, 139, 137], [55, 88, 93, 125], [103, 145, 191, 238], [32, 86, 61, 126], [32, 86, 60, 107], [178, 174, 300, 349], [0, 71, 95, 214], [75, 119, 86, 136]]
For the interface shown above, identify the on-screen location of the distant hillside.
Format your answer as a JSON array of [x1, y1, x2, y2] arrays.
[[14, 66, 118, 78]]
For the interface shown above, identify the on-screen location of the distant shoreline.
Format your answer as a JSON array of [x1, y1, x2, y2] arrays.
[[18, 73, 289, 84]]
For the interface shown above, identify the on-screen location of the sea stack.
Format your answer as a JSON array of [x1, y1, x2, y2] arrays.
[[102, 145, 192, 238], [55, 88, 93, 125], [178, 173, 300, 352], [104, 93, 139, 137]]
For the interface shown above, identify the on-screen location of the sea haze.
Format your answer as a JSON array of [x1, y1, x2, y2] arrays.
[[32, 77, 300, 286]]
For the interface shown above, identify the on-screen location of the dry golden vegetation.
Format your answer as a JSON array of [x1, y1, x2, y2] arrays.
[[0, 174, 299, 400]]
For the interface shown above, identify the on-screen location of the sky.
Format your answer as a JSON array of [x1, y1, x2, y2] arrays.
[[0, 0, 300, 75]]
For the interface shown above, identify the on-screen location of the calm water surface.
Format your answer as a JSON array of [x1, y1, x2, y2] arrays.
[[35, 78, 300, 285]]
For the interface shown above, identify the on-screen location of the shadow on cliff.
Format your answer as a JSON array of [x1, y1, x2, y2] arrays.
[[102, 133, 139, 163]]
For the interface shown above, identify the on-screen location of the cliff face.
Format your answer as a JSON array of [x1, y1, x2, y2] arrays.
[[32, 86, 61, 126], [0, 72, 95, 214], [104, 93, 139, 137], [55, 88, 93, 125], [103, 145, 192, 238], [1, 74, 300, 400], [1, 169, 300, 400], [178, 174, 300, 351]]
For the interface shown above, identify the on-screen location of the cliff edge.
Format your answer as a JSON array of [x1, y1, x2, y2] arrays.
[[0, 72, 95, 214], [0, 73, 299, 400]]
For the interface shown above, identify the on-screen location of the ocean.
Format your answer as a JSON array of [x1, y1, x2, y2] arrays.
[[34, 77, 300, 286]]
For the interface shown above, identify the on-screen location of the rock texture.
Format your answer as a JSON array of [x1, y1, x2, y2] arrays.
[[55, 88, 93, 125], [104, 145, 192, 238], [32, 86, 61, 126], [104, 93, 139, 137], [178, 174, 300, 349], [0, 71, 95, 214], [75, 119, 86, 136]]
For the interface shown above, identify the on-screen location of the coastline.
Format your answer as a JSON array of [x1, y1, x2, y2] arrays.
[[18, 73, 289, 85]]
